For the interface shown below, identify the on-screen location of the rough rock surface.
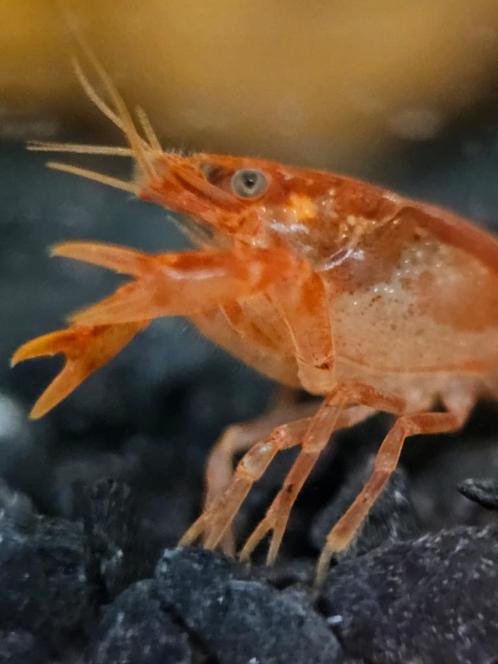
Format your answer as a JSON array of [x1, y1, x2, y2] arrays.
[[87, 580, 192, 664], [155, 547, 343, 664], [78, 478, 148, 601], [458, 477, 498, 511], [320, 526, 498, 664], [0, 630, 50, 664], [0, 511, 92, 650]]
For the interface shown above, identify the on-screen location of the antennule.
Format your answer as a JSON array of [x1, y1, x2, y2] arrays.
[[47, 161, 139, 194], [28, 141, 134, 157]]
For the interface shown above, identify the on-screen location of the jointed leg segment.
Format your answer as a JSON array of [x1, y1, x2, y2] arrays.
[[239, 382, 405, 564], [315, 388, 476, 585], [183, 379, 476, 586], [180, 416, 312, 550], [202, 395, 317, 553], [181, 381, 402, 562]]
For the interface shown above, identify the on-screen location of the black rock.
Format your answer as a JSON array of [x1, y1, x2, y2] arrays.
[[0, 512, 92, 648], [87, 579, 192, 664], [458, 477, 498, 510], [319, 525, 498, 664], [0, 526, 47, 634], [253, 557, 315, 589], [0, 630, 49, 664], [156, 547, 343, 664], [406, 431, 498, 531], [77, 478, 146, 601], [0, 479, 34, 526], [311, 459, 419, 560]]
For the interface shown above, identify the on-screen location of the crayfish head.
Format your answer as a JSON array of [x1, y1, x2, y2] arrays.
[[142, 151, 344, 253]]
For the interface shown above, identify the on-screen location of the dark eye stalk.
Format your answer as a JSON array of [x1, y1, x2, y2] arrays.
[[231, 169, 269, 199], [200, 163, 224, 183]]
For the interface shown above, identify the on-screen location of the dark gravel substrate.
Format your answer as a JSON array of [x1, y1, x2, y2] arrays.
[[2, 106, 498, 662], [1, 475, 498, 663]]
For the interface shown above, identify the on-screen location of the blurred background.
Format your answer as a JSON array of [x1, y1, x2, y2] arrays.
[[1, 1, 498, 558], [2, 0, 498, 167]]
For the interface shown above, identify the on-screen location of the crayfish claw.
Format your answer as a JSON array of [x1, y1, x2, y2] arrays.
[[12, 322, 146, 418]]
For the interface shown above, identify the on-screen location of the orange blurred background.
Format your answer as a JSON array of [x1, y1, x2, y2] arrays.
[[1, 1, 498, 169]]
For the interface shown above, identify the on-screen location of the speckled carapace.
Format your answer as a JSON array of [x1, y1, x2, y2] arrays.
[[12, 46, 498, 584]]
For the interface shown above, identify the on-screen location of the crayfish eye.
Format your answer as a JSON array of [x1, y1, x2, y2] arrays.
[[230, 169, 269, 199]]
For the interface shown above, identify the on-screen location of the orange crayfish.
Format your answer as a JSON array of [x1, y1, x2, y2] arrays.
[[11, 46, 498, 585]]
